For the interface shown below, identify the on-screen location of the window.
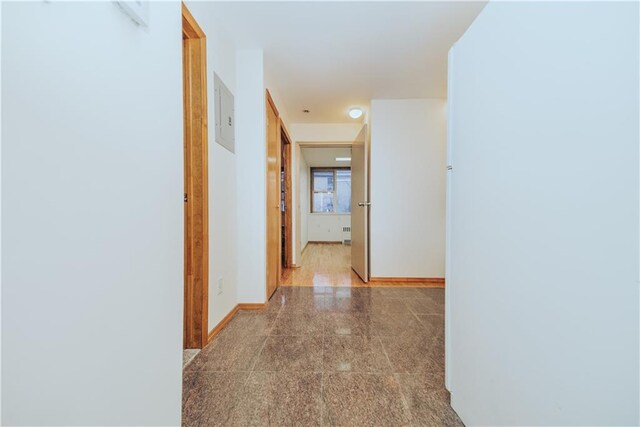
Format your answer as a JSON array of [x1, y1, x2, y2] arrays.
[[311, 168, 351, 213]]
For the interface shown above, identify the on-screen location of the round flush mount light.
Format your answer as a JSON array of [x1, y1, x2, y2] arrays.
[[348, 107, 363, 119]]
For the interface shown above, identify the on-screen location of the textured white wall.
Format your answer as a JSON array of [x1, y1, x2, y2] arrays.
[[370, 99, 447, 278], [2, 2, 183, 425], [299, 154, 310, 251], [448, 2, 639, 425]]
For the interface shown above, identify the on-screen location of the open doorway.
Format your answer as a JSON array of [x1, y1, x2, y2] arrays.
[[182, 4, 209, 350], [266, 91, 281, 299], [265, 90, 295, 298], [280, 122, 293, 269], [281, 144, 364, 286]]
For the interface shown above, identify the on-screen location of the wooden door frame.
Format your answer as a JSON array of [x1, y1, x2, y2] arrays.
[[280, 120, 293, 268], [265, 90, 281, 298], [182, 3, 209, 349]]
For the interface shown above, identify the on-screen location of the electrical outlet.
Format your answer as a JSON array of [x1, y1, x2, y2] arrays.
[[217, 277, 223, 295]]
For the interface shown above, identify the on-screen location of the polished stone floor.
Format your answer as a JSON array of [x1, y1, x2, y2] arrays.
[[182, 286, 463, 426], [183, 349, 200, 368]]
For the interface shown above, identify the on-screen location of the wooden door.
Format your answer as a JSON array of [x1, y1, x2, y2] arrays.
[[182, 3, 209, 349], [266, 93, 281, 298], [351, 125, 369, 282]]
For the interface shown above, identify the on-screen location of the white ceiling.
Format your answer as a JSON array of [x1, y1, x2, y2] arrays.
[[301, 147, 352, 167], [210, 1, 487, 123]]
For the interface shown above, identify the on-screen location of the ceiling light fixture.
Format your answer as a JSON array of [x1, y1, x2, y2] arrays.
[[336, 157, 351, 162], [348, 107, 363, 119]]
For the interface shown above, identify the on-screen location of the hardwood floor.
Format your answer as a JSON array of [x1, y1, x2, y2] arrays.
[[280, 243, 444, 288]]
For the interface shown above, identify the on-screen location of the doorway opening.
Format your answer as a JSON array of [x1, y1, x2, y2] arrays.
[[281, 123, 293, 269], [182, 3, 209, 349], [266, 90, 281, 299], [281, 142, 368, 287], [266, 90, 295, 298]]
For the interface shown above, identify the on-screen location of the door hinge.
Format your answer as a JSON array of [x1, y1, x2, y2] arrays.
[[184, 193, 188, 203]]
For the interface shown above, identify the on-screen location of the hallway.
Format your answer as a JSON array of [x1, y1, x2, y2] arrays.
[[3, 2, 638, 426], [182, 286, 460, 426]]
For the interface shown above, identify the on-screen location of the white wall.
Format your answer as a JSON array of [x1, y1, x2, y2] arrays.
[[264, 71, 292, 131], [448, 2, 639, 426], [370, 99, 446, 278], [299, 154, 310, 251], [291, 123, 363, 143], [236, 49, 267, 304], [186, 2, 238, 333], [308, 214, 351, 242], [0, 3, 4, 422], [0, 4, 4, 421], [188, 4, 293, 311], [2, 3, 183, 425]]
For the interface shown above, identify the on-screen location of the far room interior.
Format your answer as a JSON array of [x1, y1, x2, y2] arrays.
[[282, 145, 357, 286], [302, 147, 352, 247]]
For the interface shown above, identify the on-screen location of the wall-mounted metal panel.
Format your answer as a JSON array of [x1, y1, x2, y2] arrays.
[[214, 73, 235, 153]]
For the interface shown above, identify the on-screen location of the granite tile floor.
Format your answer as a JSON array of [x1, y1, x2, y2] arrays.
[[182, 286, 464, 426]]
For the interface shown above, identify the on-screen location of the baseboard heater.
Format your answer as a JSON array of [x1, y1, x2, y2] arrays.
[[342, 226, 351, 245]]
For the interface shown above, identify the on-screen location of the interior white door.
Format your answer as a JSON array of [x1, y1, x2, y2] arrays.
[[351, 125, 369, 282]]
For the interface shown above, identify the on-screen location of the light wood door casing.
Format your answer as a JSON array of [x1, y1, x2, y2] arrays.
[[182, 3, 209, 349], [266, 94, 281, 298], [281, 125, 293, 268], [351, 125, 369, 282]]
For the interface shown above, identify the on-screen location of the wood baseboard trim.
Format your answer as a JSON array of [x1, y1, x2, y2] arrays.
[[207, 305, 239, 344], [238, 303, 267, 310], [369, 277, 445, 287], [307, 241, 342, 244], [206, 302, 269, 344]]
